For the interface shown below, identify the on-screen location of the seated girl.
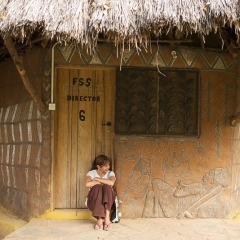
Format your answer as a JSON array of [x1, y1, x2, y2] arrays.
[[85, 155, 116, 230]]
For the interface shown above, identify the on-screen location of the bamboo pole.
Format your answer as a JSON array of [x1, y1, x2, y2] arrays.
[[3, 34, 47, 111]]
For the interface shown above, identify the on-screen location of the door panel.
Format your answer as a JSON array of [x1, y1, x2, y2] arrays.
[[54, 68, 115, 208]]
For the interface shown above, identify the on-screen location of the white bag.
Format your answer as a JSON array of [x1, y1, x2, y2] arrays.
[[110, 197, 122, 223]]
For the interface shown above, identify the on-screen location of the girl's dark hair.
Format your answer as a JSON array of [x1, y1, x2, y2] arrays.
[[90, 155, 111, 170]]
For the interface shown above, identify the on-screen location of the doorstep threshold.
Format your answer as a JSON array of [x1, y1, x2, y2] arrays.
[[43, 209, 95, 220]]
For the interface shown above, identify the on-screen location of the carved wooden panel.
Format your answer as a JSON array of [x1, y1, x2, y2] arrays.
[[115, 68, 199, 136]]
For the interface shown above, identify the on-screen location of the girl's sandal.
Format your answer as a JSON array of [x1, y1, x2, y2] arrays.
[[94, 222, 103, 230], [104, 222, 112, 231]]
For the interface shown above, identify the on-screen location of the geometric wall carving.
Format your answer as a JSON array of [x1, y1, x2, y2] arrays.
[[57, 44, 234, 72], [179, 49, 197, 67]]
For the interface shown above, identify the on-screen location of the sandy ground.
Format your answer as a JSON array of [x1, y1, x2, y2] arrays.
[[2, 217, 240, 240]]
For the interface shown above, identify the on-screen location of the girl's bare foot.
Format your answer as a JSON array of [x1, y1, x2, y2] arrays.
[[95, 218, 103, 230]]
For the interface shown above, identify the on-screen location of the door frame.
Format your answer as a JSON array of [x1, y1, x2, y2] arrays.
[[50, 66, 116, 211]]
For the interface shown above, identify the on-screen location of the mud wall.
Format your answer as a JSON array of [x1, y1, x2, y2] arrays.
[[231, 59, 240, 217], [0, 42, 239, 220], [113, 49, 238, 219], [54, 43, 240, 218], [0, 47, 51, 220]]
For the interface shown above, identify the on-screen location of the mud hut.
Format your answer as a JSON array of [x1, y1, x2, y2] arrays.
[[0, 0, 240, 221]]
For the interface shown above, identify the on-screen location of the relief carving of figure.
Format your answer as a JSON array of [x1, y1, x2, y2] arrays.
[[126, 158, 151, 193], [162, 148, 190, 181], [143, 168, 231, 219], [121, 143, 152, 218]]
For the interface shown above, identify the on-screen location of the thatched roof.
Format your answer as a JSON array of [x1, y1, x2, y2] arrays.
[[0, 1, 239, 111], [0, 0, 240, 52]]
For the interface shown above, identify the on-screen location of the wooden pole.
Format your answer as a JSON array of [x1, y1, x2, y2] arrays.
[[3, 34, 47, 111], [231, 112, 240, 126], [200, 34, 205, 50], [220, 29, 238, 58], [231, 54, 240, 126]]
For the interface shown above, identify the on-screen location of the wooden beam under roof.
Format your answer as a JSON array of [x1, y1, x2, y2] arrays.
[[220, 28, 238, 58], [3, 34, 47, 112]]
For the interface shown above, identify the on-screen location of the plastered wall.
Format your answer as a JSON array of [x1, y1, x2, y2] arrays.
[[54, 43, 240, 219], [0, 47, 51, 220], [0, 42, 240, 220]]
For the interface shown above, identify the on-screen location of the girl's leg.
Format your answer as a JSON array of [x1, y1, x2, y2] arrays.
[[104, 209, 112, 230], [102, 184, 115, 229], [87, 185, 105, 218], [102, 184, 115, 212], [105, 209, 110, 223]]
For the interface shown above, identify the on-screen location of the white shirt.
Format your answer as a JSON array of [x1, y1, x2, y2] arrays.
[[86, 170, 115, 180]]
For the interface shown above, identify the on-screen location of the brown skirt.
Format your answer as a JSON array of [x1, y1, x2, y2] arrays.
[[87, 184, 115, 218]]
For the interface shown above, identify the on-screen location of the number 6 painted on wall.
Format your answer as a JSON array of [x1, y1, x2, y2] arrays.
[[79, 110, 85, 121]]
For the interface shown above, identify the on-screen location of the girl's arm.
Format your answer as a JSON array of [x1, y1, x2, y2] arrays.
[[85, 175, 102, 188], [93, 176, 116, 186]]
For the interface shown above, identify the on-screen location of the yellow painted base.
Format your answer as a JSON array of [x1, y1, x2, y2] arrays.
[[40, 209, 95, 220], [232, 213, 240, 222], [0, 206, 27, 237], [228, 210, 240, 222]]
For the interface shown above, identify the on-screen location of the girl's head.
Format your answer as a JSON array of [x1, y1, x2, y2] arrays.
[[91, 155, 111, 170]]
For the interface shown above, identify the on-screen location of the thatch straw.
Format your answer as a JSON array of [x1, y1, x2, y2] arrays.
[[0, 0, 240, 51]]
